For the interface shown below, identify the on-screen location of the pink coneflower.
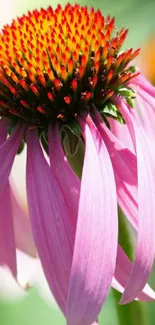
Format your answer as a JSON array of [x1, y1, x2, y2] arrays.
[[0, 4, 155, 325]]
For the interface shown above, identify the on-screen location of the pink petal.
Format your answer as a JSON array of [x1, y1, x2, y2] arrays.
[[10, 183, 36, 257], [93, 108, 155, 302], [93, 110, 138, 231], [108, 118, 134, 152], [66, 116, 118, 325], [130, 73, 155, 98], [48, 119, 154, 304], [113, 245, 155, 301], [0, 182, 17, 276], [0, 119, 16, 276], [134, 90, 155, 140], [113, 96, 155, 304], [26, 129, 74, 314], [0, 124, 24, 193], [48, 125, 103, 325], [48, 124, 80, 229], [129, 74, 155, 141], [0, 119, 35, 265]]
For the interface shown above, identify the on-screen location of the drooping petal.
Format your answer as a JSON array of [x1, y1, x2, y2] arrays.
[[129, 75, 155, 151], [93, 107, 155, 302], [66, 116, 118, 325], [0, 119, 16, 276], [130, 78, 155, 164], [92, 110, 138, 231], [107, 89, 155, 152], [134, 90, 155, 140], [113, 96, 155, 304], [48, 124, 80, 228], [130, 73, 155, 98], [0, 124, 24, 193], [129, 74, 155, 141], [0, 182, 17, 276], [48, 125, 103, 325], [113, 245, 155, 302], [10, 183, 36, 257], [26, 129, 74, 314], [48, 118, 154, 304], [108, 118, 134, 152], [0, 119, 35, 276]]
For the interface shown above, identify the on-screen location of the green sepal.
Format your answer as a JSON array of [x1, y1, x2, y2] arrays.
[[8, 120, 18, 135], [103, 103, 118, 118], [118, 87, 136, 99], [128, 66, 136, 73], [8, 120, 25, 154], [61, 120, 81, 138], [126, 96, 134, 108], [61, 120, 81, 157], [64, 137, 85, 179], [117, 86, 136, 108], [99, 102, 125, 124], [17, 140, 25, 155], [40, 130, 49, 155], [61, 120, 84, 178]]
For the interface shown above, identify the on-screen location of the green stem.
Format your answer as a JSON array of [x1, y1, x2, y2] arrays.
[[113, 209, 147, 325], [113, 290, 147, 325]]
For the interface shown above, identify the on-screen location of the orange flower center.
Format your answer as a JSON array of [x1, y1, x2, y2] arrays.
[[0, 4, 139, 128]]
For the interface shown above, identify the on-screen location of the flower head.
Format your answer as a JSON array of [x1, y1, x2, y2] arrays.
[[0, 4, 155, 325], [0, 4, 139, 128]]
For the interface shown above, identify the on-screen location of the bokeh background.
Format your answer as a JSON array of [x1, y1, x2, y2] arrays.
[[0, 0, 155, 324]]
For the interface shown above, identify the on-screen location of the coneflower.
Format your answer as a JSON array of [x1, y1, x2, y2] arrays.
[[0, 4, 155, 325]]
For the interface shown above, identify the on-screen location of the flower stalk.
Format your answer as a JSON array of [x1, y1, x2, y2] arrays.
[[114, 208, 147, 325], [113, 289, 147, 325]]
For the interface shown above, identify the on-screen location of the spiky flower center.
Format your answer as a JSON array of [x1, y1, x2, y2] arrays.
[[0, 4, 139, 129]]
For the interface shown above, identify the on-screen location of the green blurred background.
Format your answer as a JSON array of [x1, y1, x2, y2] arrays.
[[0, 0, 155, 324]]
